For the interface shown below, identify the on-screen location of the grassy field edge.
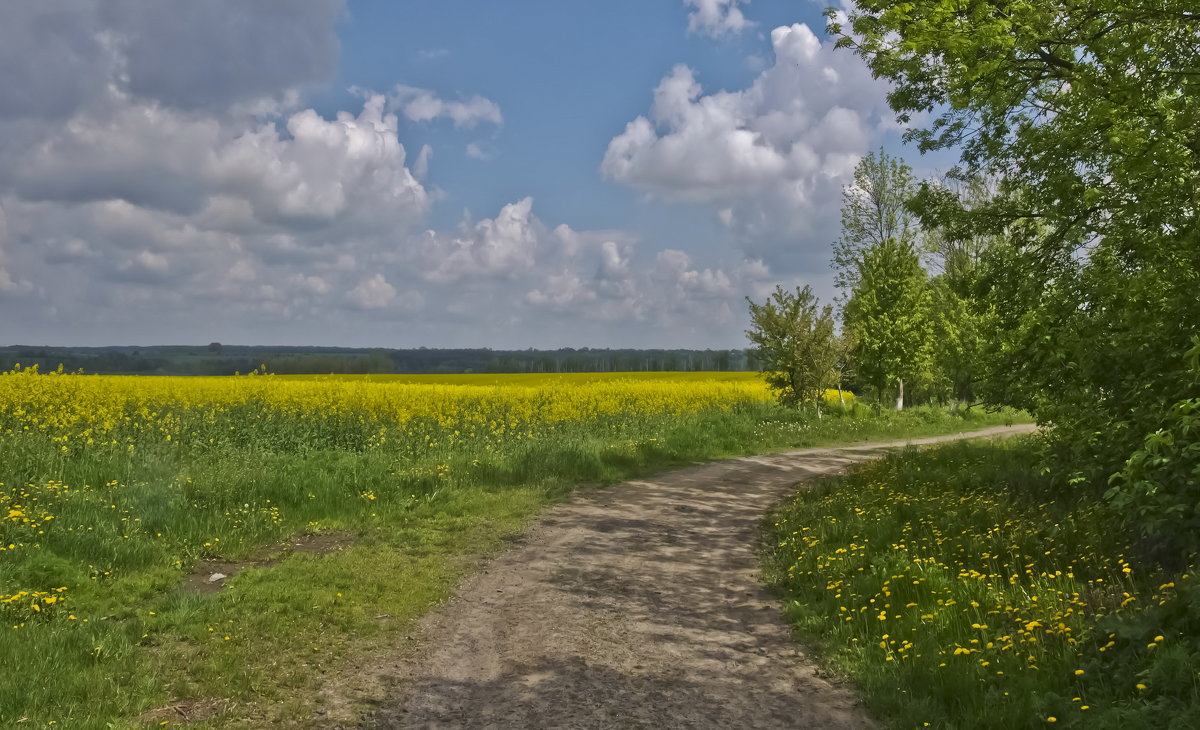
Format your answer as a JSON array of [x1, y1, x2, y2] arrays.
[[4, 402, 1021, 728], [762, 437, 1199, 730]]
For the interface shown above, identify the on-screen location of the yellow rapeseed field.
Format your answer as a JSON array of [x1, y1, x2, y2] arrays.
[[1, 366, 776, 451], [1, 366, 817, 623]]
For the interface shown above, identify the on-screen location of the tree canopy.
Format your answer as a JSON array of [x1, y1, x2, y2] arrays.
[[745, 285, 840, 412], [835, 0, 1200, 556]]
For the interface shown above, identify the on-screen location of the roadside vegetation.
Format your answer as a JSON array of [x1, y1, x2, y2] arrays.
[[0, 367, 1015, 728], [766, 440, 1199, 729], [755, 2, 1200, 727]]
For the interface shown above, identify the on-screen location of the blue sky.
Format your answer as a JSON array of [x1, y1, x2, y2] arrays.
[[0, 1, 935, 349]]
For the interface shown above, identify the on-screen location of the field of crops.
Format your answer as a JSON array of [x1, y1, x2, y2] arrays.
[[2, 365, 1011, 727], [2, 367, 776, 612]]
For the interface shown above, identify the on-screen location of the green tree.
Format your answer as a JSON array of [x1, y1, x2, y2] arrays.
[[927, 277, 984, 405], [831, 149, 919, 292], [834, 1, 1200, 554], [843, 238, 932, 410], [745, 285, 839, 414], [917, 174, 1004, 406]]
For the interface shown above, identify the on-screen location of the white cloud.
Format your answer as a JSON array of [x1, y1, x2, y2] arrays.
[[602, 22, 892, 258], [685, 0, 753, 37], [413, 144, 433, 181], [391, 85, 503, 128], [0, 1, 792, 348], [423, 197, 542, 282], [348, 273, 397, 309], [12, 92, 430, 231]]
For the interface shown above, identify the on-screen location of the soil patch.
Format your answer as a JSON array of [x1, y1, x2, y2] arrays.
[[138, 697, 235, 725], [180, 530, 356, 594]]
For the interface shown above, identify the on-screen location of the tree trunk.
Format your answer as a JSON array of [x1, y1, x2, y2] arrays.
[[895, 378, 905, 411]]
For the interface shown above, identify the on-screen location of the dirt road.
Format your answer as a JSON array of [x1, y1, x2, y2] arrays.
[[362, 424, 1036, 729]]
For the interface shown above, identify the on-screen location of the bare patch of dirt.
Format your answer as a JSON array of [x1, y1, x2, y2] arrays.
[[138, 697, 235, 725], [317, 425, 1034, 730], [180, 531, 357, 594]]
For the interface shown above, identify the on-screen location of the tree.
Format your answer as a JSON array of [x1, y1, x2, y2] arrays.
[[831, 149, 920, 292], [927, 277, 984, 405], [834, 0, 1200, 556], [916, 174, 1004, 406], [843, 238, 932, 410], [745, 285, 839, 414]]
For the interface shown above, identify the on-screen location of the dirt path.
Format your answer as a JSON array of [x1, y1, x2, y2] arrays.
[[360, 424, 1035, 729]]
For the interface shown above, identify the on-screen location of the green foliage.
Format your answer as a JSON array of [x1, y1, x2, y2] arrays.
[[1106, 339, 1200, 562], [765, 440, 1200, 729], [832, 148, 919, 293], [843, 237, 932, 408], [746, 285, 840, 411], [928, 277, 986, 404], [834, 0, 1200, 560]]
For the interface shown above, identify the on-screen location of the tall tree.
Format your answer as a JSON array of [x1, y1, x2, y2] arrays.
[[843, 238, 932, 410], [833, 1, 1200, 552], [745, 285, 839, 414], [831, 149, 920, 293], [915, 174, 1006, 405]]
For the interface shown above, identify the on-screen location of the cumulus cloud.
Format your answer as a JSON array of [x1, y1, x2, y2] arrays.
[[602, 22, 892, 262], [0, 1, 343, 121], [684, 0, 753, 37], [12, 93, 430, 229], [390, 85, 503, 128], [423, 198, 542, 282], [0, 0, 782, 348], [348, 274, 397, 309]]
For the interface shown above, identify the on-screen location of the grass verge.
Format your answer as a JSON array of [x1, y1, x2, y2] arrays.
[[764, 438, 1200, 729], [4, 401, 1017, 728]]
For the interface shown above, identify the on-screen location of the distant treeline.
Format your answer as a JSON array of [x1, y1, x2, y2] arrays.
[[1, 344, 757, 376]]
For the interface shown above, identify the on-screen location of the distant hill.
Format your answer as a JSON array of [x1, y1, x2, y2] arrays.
[[1, 344, 756, 376]]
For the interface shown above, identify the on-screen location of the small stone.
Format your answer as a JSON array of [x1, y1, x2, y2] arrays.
[[208, 573, 227, 582]]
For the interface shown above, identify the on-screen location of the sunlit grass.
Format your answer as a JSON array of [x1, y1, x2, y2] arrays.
[[765, 439, 1200, 729], [1, 366, 1012, 727]]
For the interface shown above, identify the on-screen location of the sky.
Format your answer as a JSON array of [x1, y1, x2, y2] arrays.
[[0, 0, 937, 349]]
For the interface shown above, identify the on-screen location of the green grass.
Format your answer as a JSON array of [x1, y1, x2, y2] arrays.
[[2, 400, 1018, 728], [764, 439, 1200, 730]]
